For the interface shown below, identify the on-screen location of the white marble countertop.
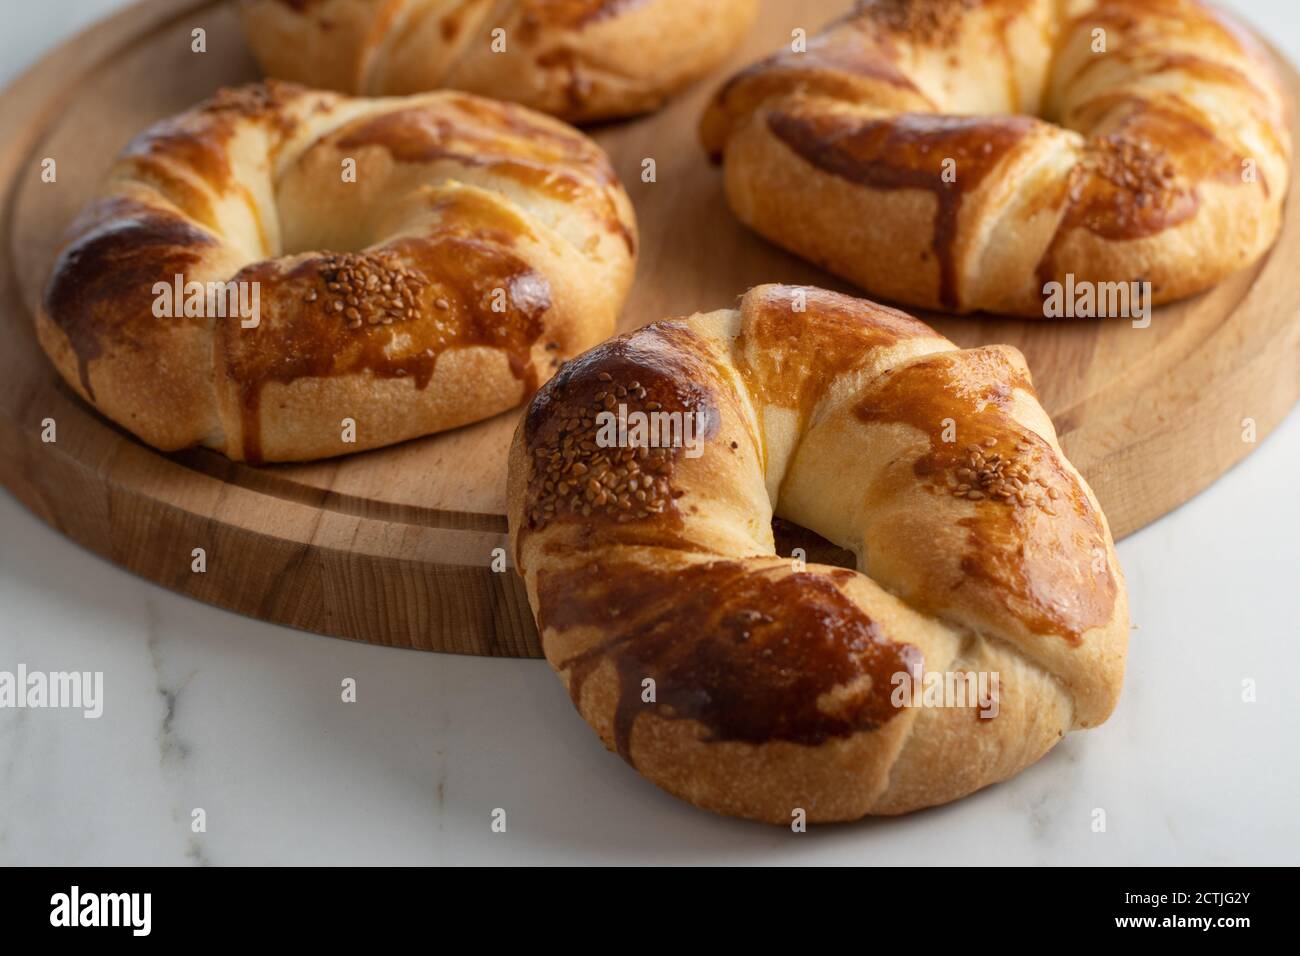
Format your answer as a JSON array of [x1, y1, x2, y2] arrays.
[[2, 0, 1298, 865]]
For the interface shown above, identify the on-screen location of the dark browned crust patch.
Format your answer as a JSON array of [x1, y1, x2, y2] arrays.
[[44, 198, 216, 398], [538, 559, 922, 759], [768, 110, 1038, 310], [521, 323, 721, 539]]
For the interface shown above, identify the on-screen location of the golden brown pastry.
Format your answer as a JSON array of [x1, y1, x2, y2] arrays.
[[507, 284, 1129, 823], [239, 0, 761, 124], [39, 82, 636, 463], [701, 0, 1292, 316]]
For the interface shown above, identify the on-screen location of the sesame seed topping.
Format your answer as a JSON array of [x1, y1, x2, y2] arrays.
[[526, 371, 684, 529], [311, 252, 429, 330], [869, 0, 980, 43], [947, 434, 1063, 514]]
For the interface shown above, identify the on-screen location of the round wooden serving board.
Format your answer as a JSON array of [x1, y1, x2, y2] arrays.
[[1, 0, 1298, 656]]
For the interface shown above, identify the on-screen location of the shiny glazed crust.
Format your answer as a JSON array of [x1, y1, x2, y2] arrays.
[[239, 0, 761, 124], [700, 0, 1293, 316], [507, 284, 1129, 823], [38, 82, 636, 463]]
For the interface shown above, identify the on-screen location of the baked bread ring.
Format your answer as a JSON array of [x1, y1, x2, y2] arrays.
[[507, 284, 1129, 822], [701, 0, 1292, 316], [38, 82, 636, 463], [239, 0, 761, 124]]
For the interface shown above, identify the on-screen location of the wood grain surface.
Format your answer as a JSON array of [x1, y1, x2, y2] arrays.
[[1, 0, 1297, 655]]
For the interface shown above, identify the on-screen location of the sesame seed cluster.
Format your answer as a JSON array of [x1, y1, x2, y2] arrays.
[[304, 252, 431, 330], [528, 370, 684, 528], [1088, 134, 1178, 201], [206, 81, 294, 120], [946, 436, 1061, 515], [870, 0, 980, 43]]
